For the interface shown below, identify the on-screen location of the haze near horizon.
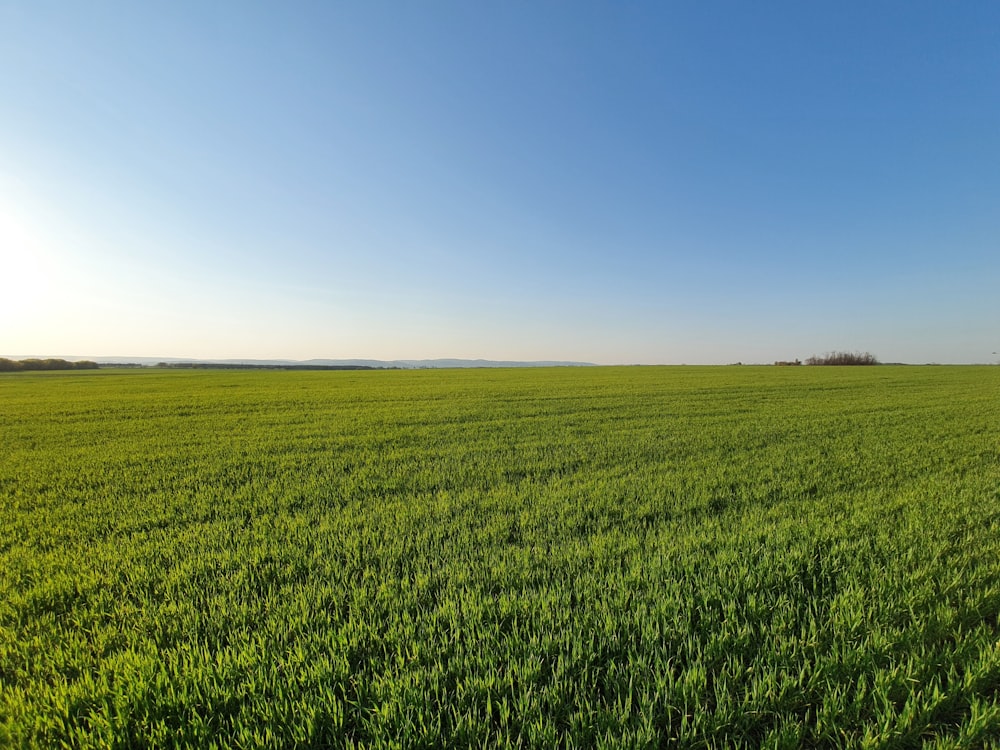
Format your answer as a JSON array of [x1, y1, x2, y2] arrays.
[[2, 2, 998, 365]]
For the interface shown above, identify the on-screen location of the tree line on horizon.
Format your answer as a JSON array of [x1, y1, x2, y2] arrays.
[[773, 351, 880, 366], [0, 358, 99, 372], [806, 351, 880, 366]]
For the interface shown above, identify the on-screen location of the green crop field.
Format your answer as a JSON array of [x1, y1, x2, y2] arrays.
[[1, 366, 998, 748]]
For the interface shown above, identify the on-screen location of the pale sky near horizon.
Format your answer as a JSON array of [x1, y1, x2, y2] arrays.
[[2, 2, 998, 364]]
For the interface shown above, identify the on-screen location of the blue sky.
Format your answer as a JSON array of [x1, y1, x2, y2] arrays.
[[2, 2, 998, 363]]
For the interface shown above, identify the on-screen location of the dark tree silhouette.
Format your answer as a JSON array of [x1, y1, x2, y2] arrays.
[[805, 351, 879, 366], [0, 358, 98, 372]]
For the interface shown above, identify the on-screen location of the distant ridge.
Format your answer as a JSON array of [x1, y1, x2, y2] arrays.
[[6, 356, 596, 369], [304, 358, 595, 369]]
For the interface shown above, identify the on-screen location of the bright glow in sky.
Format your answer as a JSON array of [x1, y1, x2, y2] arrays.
[[2, 2, 998, 364]]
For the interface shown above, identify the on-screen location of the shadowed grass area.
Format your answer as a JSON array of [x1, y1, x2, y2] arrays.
[[1, 366, 998, 747]]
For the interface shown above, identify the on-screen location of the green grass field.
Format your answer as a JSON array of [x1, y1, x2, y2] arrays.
[[1, 366, 998, 748]]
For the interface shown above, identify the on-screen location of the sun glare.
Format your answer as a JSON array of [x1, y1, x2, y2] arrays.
[[0, 201, 77, 350]]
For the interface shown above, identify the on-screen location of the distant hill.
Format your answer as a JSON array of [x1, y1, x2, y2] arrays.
[[7, 356, 595, 369], [301, 358, 595, 369]]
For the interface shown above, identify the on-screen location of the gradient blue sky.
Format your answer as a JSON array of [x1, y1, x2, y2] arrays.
[[2, 2, 998, 364]]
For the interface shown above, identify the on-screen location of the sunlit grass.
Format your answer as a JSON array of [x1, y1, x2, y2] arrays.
[[1, 366, 998, 747]]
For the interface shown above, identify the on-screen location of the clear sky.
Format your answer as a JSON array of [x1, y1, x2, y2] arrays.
[[2, 2, 998, 364]]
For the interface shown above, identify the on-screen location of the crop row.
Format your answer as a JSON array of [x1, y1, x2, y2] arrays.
[[1, 366, 998, 747]]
